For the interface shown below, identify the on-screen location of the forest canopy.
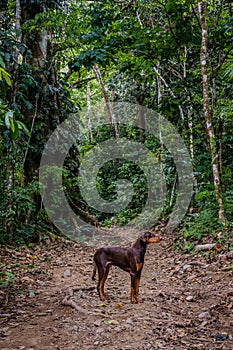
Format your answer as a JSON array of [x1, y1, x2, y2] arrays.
[[0, 0, 232, 247]]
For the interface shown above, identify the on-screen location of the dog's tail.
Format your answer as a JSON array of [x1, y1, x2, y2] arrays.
[[92, 262, 97, 280]]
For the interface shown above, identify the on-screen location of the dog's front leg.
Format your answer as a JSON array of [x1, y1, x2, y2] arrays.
[[130, 271, 142, 304], [134, 270, 143, 303], [130, 272, 137, 303]]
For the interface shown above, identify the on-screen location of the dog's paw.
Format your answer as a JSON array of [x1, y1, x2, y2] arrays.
[[131, 297, 143, 304], [100, 294, 110, 302]]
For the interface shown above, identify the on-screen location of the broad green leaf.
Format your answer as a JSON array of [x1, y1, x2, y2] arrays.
[[0, 67, 11, 86], [17, 120, 31, 137], [0, 56, 5, 68], [12, 121, 19, 140], [5, 110, 14, 129]]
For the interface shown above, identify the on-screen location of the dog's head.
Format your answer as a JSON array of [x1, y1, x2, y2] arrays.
[[140, 231, 162, 244]]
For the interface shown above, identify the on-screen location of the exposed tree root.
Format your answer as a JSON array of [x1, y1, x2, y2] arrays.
[[61, 286, 107, 317]]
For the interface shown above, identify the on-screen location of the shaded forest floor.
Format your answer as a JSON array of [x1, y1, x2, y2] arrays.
[[0, 230, 233, 350]]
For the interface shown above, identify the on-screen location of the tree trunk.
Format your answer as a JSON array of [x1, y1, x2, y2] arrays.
[[19, 1, 63, 220], [198, 1, 225, 222], [93, 65, 119, 137], [86, 79, 93, 142], [93, 65, 112, 124]]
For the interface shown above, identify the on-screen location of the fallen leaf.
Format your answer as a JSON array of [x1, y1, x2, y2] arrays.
[[222, 265, 233, 271]]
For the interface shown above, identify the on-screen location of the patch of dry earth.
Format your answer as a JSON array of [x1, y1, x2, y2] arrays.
[[0, 233, 232, 349]]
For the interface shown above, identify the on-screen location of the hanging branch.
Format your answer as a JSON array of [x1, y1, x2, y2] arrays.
[[152, 67, 184, 121], [93, 65, 119, 137], [73, 76, 96, 88], [93, 65, 112, 124], [114, 1, 134, 20]]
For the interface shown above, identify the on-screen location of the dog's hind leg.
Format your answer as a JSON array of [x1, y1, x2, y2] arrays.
[[98, 263, 111, 301], [92, 262, 97, 280]]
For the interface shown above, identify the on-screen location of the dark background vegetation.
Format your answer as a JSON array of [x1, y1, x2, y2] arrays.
[[0, 0, 232, 250]]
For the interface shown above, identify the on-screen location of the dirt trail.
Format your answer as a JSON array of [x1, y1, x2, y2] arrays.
[[0, 232, 232, 350]]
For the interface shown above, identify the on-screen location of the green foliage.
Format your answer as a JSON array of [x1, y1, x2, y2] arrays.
[[182, 241, 195, 254], [224, 188, 233, 220], [0, 0, 233, 245], [0, 270, 16, 288], [1, 109, 30, 140], [0, 67, 11, 86], [182, 208, 221, 241], [63, 124, 176, 228]]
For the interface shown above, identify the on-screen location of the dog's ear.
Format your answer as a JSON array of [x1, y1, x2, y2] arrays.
[[140, 231, 152, 242]]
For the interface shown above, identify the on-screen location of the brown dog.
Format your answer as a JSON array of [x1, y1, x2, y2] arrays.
[[92, 231, 162, 303]]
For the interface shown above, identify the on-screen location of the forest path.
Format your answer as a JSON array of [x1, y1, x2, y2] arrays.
[[0, 231, 232, 350]]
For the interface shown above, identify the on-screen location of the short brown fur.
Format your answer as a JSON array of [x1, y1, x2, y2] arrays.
[[92, 231, 162, 303]]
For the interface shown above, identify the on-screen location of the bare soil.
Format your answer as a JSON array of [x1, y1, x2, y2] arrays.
[[0, 231, 233, 350]]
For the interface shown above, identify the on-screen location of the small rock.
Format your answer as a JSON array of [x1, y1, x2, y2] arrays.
[[37, 280, 46, 286], [125, 318, 134, 325], [198, 311, 211, 319], [183, 264, 192, 271], [63, 269, 72, 277], [186, 295, 194, 302], [29, 290, 36, 298], [165, 327, 173, 334], [108, 319, 119, 325]]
